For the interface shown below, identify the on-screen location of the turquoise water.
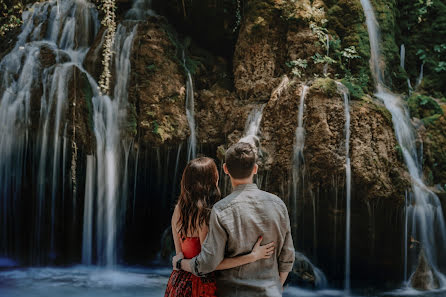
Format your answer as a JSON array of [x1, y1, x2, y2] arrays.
[[1, 266, 446, 297]]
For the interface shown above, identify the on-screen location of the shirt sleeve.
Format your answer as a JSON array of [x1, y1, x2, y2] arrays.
[[190, 208, 228, 276], [278, 205, 295, 272]]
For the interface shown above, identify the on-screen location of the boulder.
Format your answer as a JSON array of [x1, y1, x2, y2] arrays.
[[410, 249, 440, 291]]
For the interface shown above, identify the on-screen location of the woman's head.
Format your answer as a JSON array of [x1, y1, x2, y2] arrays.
[[177, 157, 221, 237]]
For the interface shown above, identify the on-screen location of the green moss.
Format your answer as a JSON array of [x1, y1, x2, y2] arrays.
[[152, 120, 159, 135], [326, 0, 373, 90], [407, 93, 443, 119], [395, 145, 404, 162], [146, 64, 156, 72], [341, 78, 365, 100], [422, 114, 442, 127], [311, 78, 338, 97]]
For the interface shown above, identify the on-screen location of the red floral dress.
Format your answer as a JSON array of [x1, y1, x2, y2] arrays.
[[164, 237, 217, 297]]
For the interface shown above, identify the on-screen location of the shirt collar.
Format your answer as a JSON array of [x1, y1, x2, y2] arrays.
[[233, 183, 258, 192]]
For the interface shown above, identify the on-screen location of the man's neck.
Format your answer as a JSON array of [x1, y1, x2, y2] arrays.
[[231, 177, 254, 189]]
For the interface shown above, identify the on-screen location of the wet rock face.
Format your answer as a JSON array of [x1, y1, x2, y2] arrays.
[[128, 17, 189, 146], [233, 1, 288, 101], [410, 249, 440, 291], [260, 81, 409, 200]]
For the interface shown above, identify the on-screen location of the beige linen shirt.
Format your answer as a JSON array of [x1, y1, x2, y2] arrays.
[[190, 183, 295, 297]]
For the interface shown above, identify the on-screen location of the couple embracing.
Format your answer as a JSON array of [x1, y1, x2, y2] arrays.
[[164, 142, 295, 297]]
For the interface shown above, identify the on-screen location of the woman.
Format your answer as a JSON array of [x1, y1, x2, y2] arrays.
[[164, 157, 274, 297]]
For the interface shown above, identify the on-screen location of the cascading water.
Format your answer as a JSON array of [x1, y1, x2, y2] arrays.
[[337, 83, 352, 293], [323, 34, 330, 76], [400, 44, 405, 69], [182, 50, 197, 161], [400, 44, 413, 93], [0, 0, 99, 264], [81, 0, 156, 266], [360, 0, 446, 288], [415, 62, 425, 89], [291, 85, 309, 242], [239, 105, 265, 147]]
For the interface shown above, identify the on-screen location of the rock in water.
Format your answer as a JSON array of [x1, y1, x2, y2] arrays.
[[286, 252, 327, 288], [410, 249, 440, 290]]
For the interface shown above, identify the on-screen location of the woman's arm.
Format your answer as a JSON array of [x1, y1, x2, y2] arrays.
[[215, 236, 275, 270], [198, 225, 275, 271], [172, 236, 275, 273]]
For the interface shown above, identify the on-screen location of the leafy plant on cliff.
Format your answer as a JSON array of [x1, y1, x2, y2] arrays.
[[286, 59, 308, 78], [408, 94, 443, 119], [0, 0, 23, 37]]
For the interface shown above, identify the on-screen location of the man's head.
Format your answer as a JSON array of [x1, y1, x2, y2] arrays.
[[223, 142, 258, 180]]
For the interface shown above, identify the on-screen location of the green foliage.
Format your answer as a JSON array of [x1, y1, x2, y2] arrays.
[[286, 59, 308, 78], [398, 0, 446, 95], [312, 52, 336, 65], [184, 56, 202, 76], [422, 114, 441, 126], [0, 0, 23, 37], [341, 78, 365, 100], [407, 93, 443, 119], [310, 21, 329, 51], [395, 145, 403, 162], [146, 64, 156, 72], [152, 120, 159, 135]]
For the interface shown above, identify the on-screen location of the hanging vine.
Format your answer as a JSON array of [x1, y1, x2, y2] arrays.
[[98, 0, 117, 95]]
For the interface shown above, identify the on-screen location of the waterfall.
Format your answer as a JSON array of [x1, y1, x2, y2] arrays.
[[360, 0, 446, 287], [337, 83, 352, 292], [82, 155, 94, 265], [239, 105, 265, 148], [400, 44, 405, 69], [182, 50, 197, 161], [323, 34, 330, 76], [415, 62, 425, 89], [291, 85, 309, 241], [0, 0, 99, 263]]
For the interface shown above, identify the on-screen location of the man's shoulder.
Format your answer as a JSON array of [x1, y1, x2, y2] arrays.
[[258, 190, 287, 210], [213, 192, 238, 212], [213, 189, 287, 212]]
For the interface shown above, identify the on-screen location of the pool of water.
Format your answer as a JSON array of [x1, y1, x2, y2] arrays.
[[1, 266, 445, 297]]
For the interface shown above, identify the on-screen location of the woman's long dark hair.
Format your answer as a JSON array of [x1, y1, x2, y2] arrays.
[[176, 157, 221, 238]]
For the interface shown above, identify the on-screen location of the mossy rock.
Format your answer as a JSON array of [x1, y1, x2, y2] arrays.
[[311, 78, 337, 97], [407, 93, 443, 119]]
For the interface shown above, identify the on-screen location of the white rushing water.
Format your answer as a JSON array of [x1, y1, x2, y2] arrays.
[[291, 85, 309, 241], [337, 83, 352, 293], [239, 105, 265, 149], [400, 44, 405, 69], [0, 0, 99, 263], [182, 50, 197, 161], [360, 0, 446, 288], [415, 62, 424, 89], [81, 0, 157, 265]]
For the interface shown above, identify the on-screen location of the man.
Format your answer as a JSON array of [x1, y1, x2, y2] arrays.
[[174, 142, 295, 296]]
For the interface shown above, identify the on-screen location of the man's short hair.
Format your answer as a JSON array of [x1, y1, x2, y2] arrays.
[[225, 142, 257, 179]]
